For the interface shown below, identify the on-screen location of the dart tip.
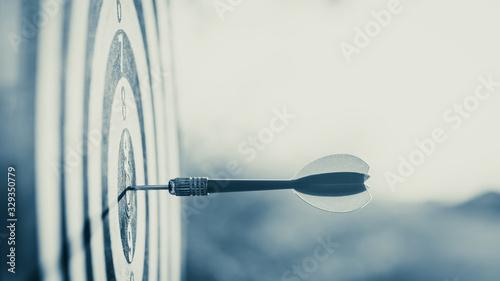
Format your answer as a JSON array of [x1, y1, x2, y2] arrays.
[[126, 185, 171, 191]]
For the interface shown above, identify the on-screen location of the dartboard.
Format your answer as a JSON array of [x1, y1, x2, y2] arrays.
[[34, 0, 182, 280]]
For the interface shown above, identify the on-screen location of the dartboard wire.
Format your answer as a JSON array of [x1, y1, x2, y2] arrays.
[[75, 187, 129, 266], [62, 188, 126, 275], [59, 0, 73, 280], [154, 0, 183, 279], [82, 1, 103, 280], [162, 3, 185, 280], [124, 3, 161, 280], [138, 2, 166, 279], [66, 187, 126, 238]]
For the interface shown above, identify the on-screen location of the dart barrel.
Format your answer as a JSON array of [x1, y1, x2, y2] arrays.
[[169, 177, 209, 196]]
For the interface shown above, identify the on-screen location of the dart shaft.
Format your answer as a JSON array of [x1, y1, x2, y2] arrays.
[[208, 179, 291, 193]]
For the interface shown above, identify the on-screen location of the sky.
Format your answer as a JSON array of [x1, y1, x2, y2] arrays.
[[0, 0, 498, 205], [171, 0, 500, 204]]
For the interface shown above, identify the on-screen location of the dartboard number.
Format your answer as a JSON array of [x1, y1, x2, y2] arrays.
[[118, 32, 125, 121], [121, 87, 127, 120], [116, 0, 122, 23]]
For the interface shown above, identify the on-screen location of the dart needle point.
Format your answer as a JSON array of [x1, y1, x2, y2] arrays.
[[127, 185, 171, 191]]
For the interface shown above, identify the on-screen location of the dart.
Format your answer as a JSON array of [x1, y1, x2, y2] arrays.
[[129, 154, 372, 212]]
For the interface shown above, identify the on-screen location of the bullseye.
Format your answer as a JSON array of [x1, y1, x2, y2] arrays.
[[118, 129, 137, 263]]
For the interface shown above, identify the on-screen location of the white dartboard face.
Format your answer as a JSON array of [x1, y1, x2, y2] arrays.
[[34, 1, 182, 280]]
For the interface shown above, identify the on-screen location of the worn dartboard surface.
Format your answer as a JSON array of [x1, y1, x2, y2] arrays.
[[35, 0, 182, 280]]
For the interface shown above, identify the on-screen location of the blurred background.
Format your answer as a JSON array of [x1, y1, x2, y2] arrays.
[[2, 0, 500, 280], [172, 0, 500, 280]]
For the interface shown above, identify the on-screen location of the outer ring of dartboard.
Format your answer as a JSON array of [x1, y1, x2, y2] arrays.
[[83, 0, 158, 280], [35, 0, 180, 280]]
